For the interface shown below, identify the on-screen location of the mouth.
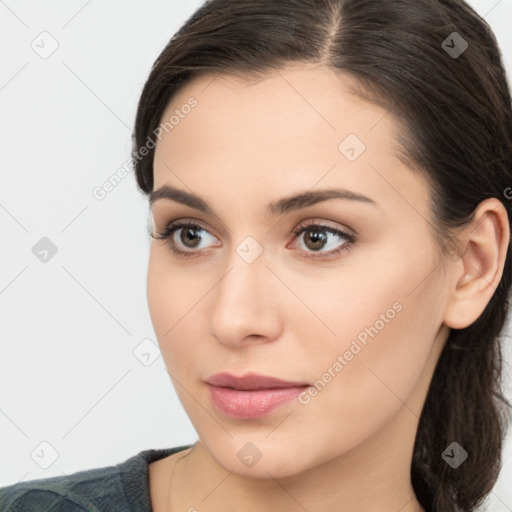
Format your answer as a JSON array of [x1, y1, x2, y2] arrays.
[[204, 372, 310, 419]]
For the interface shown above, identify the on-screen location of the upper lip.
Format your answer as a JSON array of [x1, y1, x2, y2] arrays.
[[205, 372, 309, 391]]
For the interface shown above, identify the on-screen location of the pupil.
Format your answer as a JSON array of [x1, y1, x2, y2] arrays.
[[306, 229, 327, 250], [181, 228, 201, 247]]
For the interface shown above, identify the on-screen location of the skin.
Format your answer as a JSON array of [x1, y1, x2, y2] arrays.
[[145, 63, 509, 512]]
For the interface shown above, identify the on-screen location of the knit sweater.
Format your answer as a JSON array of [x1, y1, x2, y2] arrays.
[[0, 444, 193, 511]]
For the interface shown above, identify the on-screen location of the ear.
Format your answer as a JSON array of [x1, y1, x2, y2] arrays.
[[443, 198, 510, 330]]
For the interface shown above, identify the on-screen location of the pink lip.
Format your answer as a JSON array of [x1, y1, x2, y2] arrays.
[[205, 372, 309, 419], [205, 372, 309, 390]]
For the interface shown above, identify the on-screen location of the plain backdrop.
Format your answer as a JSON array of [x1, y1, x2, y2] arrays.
[[1, 1, 512, 510]]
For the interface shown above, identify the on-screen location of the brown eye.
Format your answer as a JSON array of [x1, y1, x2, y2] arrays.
[[290, 221, 356, 260], [178, 226, 203, 248], [302, 228, 329, 251], [152, 219, 357, 260], [152, 220, 219, 257]]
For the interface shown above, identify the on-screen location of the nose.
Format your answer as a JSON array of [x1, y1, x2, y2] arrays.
[[208, 251, 282, 348]]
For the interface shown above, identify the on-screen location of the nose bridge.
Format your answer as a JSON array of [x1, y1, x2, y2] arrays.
[[216, 243, 268, 316], [208, 241, 280, 345]]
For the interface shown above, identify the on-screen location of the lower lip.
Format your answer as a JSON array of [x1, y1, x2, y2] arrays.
[[207, 384, 308, 419]]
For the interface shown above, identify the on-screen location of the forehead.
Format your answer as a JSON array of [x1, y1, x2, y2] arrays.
[[152, 63, 431, 221], [156, 63, 392, 153]]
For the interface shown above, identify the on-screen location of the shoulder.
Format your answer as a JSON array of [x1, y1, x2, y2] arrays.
[[0, 445, 192, 512], [0, 465, 119, 511]]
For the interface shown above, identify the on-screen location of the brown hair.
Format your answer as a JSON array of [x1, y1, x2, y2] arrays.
[[131, 1, 512, 510]]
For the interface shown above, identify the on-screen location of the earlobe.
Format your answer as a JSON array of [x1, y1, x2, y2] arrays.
[[443, 198, 510, 330]]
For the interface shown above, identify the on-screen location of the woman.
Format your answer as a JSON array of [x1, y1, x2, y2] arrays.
[[2, 0, 511, 510]]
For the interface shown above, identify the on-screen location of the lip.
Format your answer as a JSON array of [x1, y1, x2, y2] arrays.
[[205, 372, 309, 390], [205, 372, 310, 419]]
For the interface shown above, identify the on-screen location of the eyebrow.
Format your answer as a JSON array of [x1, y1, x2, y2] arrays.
[[149, 185, 378, 216]]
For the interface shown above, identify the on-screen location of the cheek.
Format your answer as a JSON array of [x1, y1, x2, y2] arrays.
[[147, 251, 174, 339], [147, 247, 198, 331], [147, 249, 185, 353], [146, 247, 210, 371], [296, 241, 442, 433], [297, 299, 435, 464]]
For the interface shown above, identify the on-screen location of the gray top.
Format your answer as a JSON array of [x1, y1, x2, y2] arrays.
[[0, 444, 193, 511]]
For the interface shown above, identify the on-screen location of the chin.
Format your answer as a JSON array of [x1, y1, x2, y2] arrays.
[[205, 437, 317, 480]]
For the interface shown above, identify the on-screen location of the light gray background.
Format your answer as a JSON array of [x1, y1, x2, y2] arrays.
[[1, 1, 512, 510]]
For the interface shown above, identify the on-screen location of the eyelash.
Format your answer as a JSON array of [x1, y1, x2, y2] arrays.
[[151, 219, 357, 260]]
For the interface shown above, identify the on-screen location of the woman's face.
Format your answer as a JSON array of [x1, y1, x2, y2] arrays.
[[147, 63, 453, 478]]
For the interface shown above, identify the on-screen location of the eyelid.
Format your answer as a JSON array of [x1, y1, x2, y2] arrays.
[[153, 217, 217, 238], [154, 214, 354, 235], [289, 218, 356, 238]]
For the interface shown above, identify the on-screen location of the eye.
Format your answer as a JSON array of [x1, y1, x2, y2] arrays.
[[151, 218, 357, 260], [151, 219, 219, 258], [287, 220, 356, 260]]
